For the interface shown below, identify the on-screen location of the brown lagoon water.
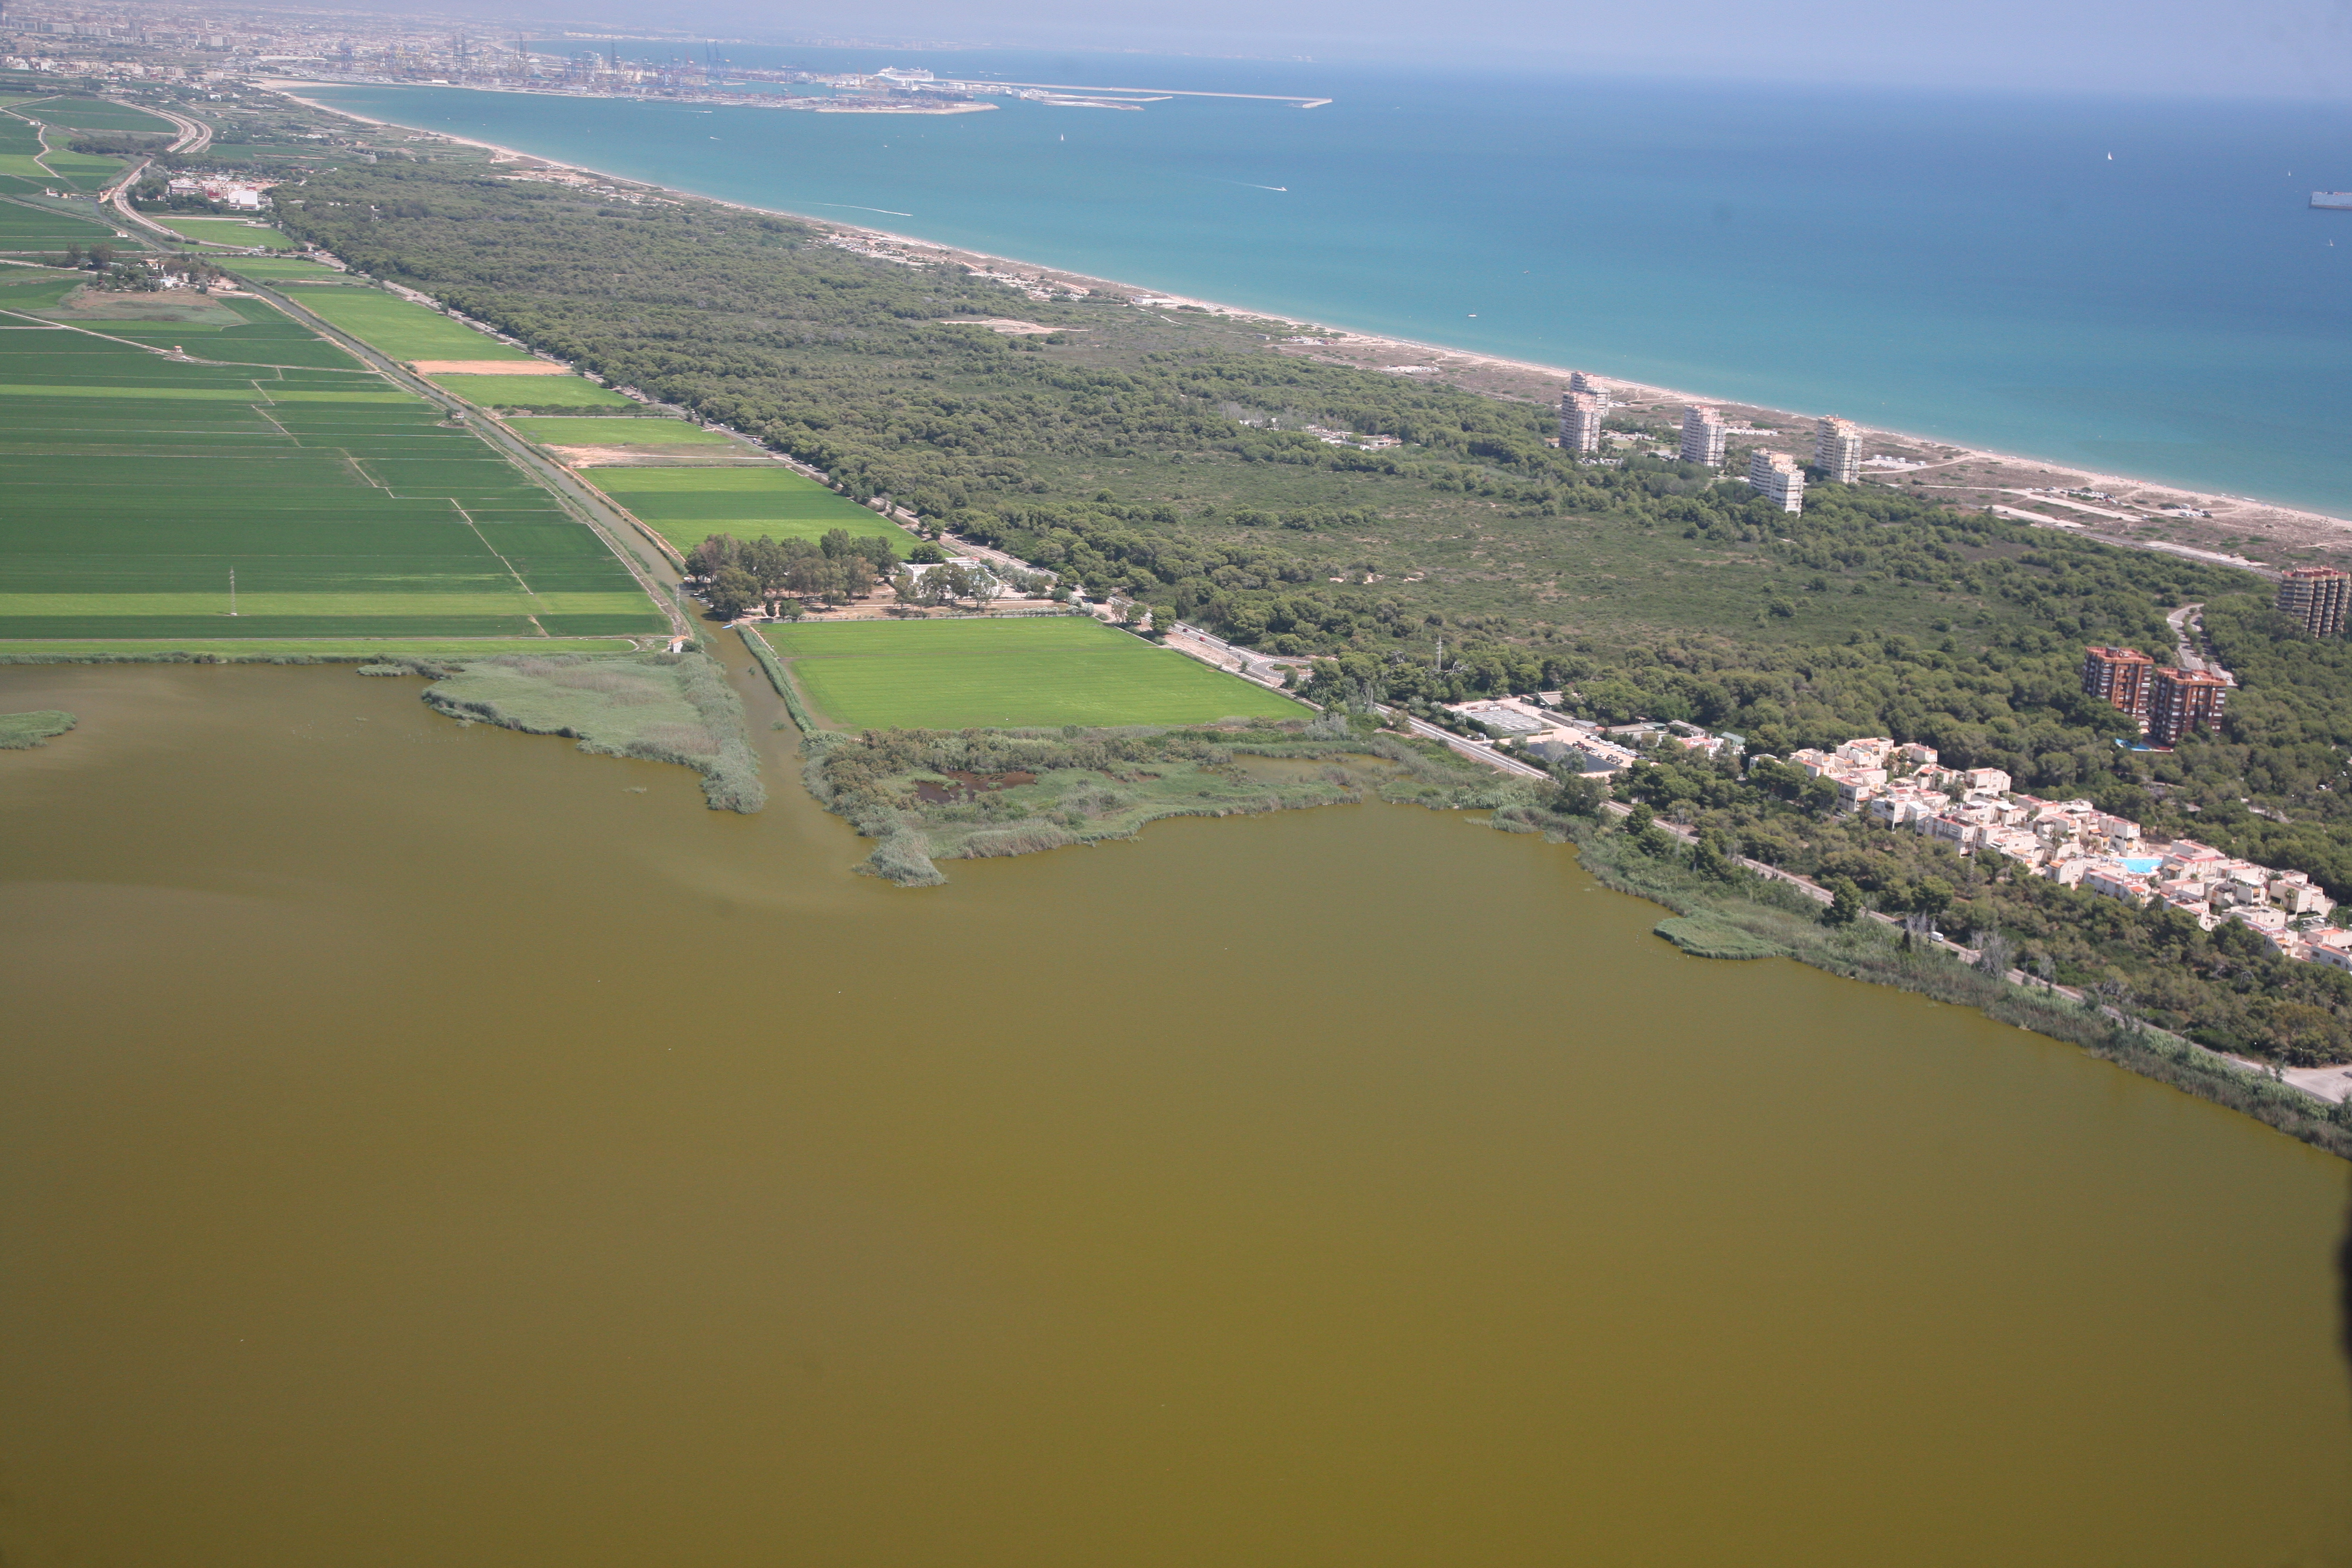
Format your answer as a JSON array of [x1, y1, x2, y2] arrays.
[[2, 652, 2349, 1567]]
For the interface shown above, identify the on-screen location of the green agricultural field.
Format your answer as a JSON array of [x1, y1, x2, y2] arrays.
[[0, 285, 665, 642], [0, 200, 115, 248], [8, 277, 367, 371], [430, 373, 631, 409], [222, 258, 355, 281], [164, 217, 293, 248], [284, 286, 534, 361], [509, 416, 736, 447], [765, 615, 1301, 729], [0, 638, 640, 659], [8, 97, 179, 134], [30, 150, 122, 192], [586, 466, 900, 551], [0, 112, 41, 153]]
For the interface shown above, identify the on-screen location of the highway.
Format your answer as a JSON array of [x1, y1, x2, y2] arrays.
[[101, 103, 215, 243]]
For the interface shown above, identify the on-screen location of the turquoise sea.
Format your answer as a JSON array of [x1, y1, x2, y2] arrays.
[[303, 55, 2352, 514]]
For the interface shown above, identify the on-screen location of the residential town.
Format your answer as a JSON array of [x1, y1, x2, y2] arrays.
[[1431, 624, 2352, 971], [1777, 733, 2349, 964]]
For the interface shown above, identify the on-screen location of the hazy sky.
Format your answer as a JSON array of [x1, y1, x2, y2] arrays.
[[302, 0, 2352, 99]]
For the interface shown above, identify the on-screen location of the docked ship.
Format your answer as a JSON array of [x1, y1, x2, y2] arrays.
[[2313, 192, 2352, 210]]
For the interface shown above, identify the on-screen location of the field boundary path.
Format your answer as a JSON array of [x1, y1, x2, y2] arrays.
[[237, 275, 692, 641]]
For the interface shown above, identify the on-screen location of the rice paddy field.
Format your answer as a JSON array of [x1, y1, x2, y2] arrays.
[[764, 616, 1304, 729], [430, 373, 632, 409], [509, 416, 737, 449], [6, 273, 366, 371], [0, 638, 636, 660], [164, 218, 294, 249], [0, 272, 667, 645], [223, 258, 360, 282], [28, 150, 123, 192], [0, 96, 155, 195], [586, 466, 904, 552], [4, 96, 178, 134], [0, 199, 118, 249], [285, 287, 536, 363]]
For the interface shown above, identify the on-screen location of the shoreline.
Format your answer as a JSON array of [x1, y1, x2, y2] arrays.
[[271, 83, 2352, 572]]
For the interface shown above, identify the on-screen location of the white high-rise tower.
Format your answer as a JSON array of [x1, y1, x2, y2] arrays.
[[1679, 405, 1727, 466], [1815, 417, 1863, 484], [1558, 391, 1605, 455]]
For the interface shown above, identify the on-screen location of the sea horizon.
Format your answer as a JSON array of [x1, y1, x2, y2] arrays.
[[296, 55, 2352, 520]]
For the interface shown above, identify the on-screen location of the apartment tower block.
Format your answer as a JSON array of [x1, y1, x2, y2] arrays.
[[2081, 646, 2155, 722], [2148, 667, 2229, 747], [1679, 405, 1727, 466], [1815, 417, 1863, 484], [2276, 565, 2351, 637], [1558, 391, 1605, 455], [1747, 449, 1805, 513]]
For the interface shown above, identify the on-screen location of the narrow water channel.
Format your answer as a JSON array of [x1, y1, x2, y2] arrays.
[[2, 654, 2347, 1566]]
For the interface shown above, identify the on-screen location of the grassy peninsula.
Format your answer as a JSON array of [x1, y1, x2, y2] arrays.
[[0, 709, 74, 747], [805, 718, 1528, 884], [387, 651, 763, 811]]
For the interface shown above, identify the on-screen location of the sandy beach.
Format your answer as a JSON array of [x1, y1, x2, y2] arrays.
[[272, 83, 2351, 576]]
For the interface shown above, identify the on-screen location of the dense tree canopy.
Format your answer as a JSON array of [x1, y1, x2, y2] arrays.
[[279, 161, 2352, 915]]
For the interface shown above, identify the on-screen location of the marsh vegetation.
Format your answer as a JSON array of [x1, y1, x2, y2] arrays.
[[806, 717, 1527, 884], [397, 651, 764, 812]]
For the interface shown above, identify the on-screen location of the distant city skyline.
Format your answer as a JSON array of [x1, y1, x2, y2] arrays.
[[253, 0, 2352, 100]]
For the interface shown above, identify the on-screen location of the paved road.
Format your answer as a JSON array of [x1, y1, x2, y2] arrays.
[[2164, 600, 2237, 681], [1163, 621, 1554, 779], [101, 105, 216, 244], [239, 277, 691, 640]]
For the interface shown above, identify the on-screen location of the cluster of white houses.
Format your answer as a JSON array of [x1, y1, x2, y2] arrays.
[[1788, 734, 2352, 967], [1553, 374, 1865, 516], [164, 174, 271, 211]]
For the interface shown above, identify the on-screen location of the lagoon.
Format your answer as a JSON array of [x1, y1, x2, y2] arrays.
[[2, 648, 2347, 1564]]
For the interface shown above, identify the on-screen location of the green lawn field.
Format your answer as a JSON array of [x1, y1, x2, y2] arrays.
[[0, 277, 665, 642], [285, 287, 535, 362], [165, 217, 293, 248], [764, 616, 1302, 729], [430, 373, 631, 409], [509, 416, 736, 447], [586, 466, 901, 550]]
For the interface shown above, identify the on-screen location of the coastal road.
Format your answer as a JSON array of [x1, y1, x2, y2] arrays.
[[237, 277, 693, 641], [1165, 621, 1554, 779]]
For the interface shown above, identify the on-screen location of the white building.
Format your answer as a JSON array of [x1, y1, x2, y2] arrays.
[[1679, 405, 1728, 467], [1746, 449, 1804, 513], [1558, 390, 1605, 456], [1568, 370, 1613, 404], [1816, 417, 1863, 484]]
